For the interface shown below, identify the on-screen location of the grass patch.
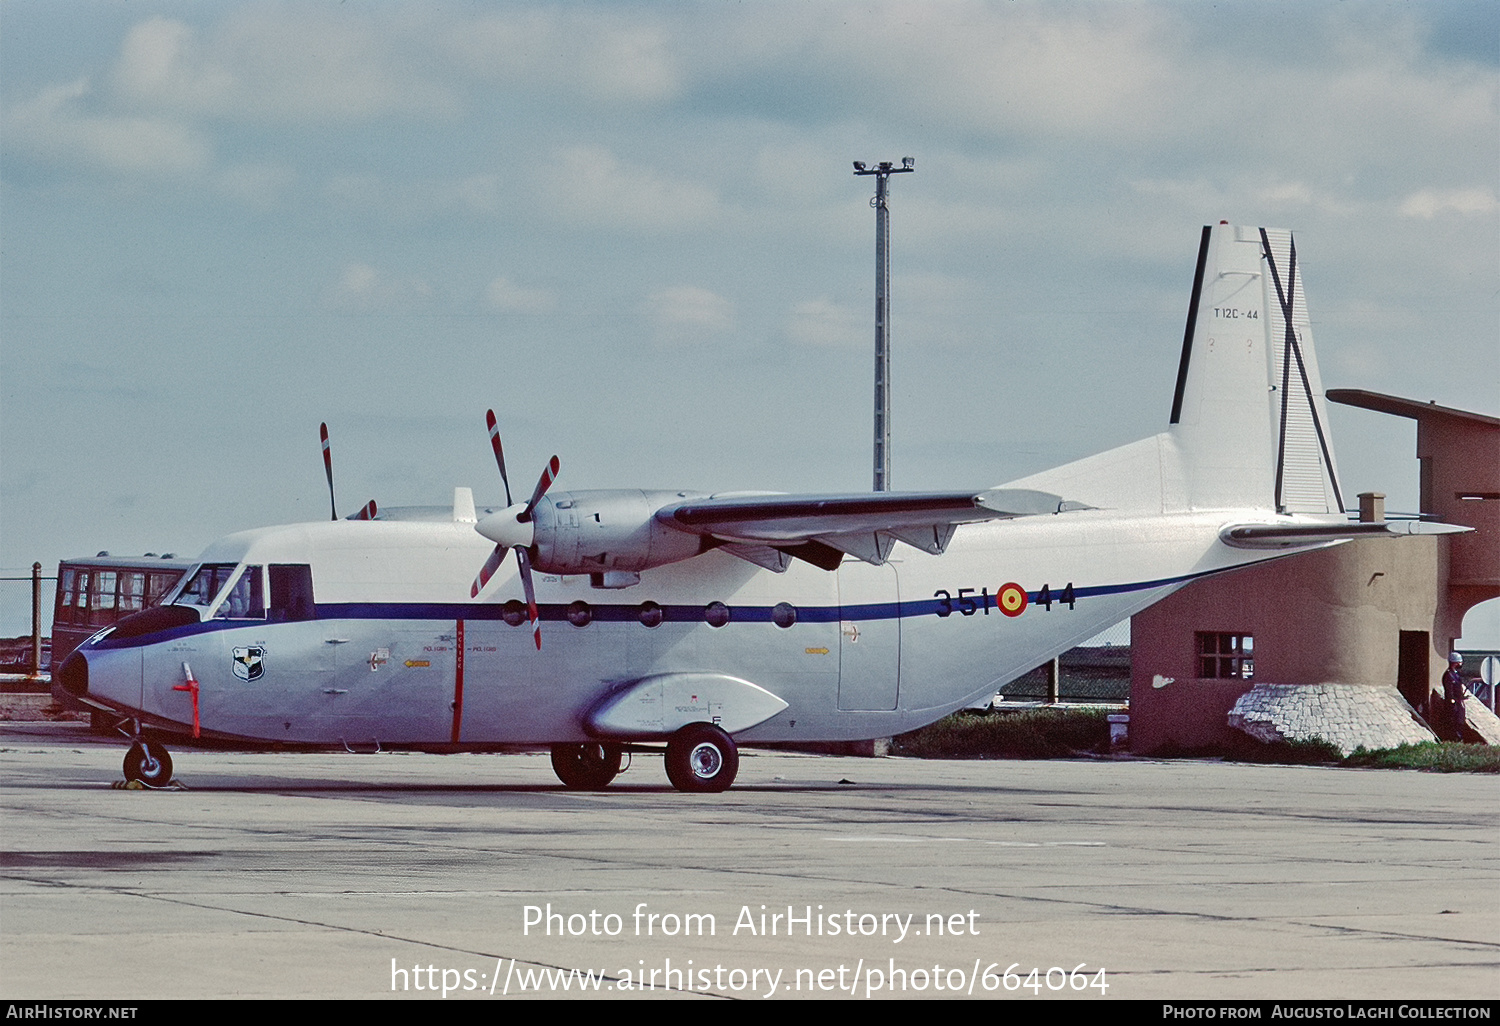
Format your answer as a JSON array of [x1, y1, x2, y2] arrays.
[[1342, 742, 1500, 773], [894, 711, 1497, 772], [1148, 735, 1344, 766], [892, 708, 1111, 760]]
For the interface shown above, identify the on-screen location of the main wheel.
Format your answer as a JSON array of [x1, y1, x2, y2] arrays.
[[664, 723, 738, 793], [123, 740, 173, 787], [550, 742, 623, 790]]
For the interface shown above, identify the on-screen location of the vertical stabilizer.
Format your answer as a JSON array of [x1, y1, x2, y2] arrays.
[[1003, 223, 1345, 516], [1168, 223, 1344, 514]]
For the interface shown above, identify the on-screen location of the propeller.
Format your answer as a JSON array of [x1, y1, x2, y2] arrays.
[[321, 423, 337, 521], [471, 409, 561, 650], [320, 423, 378, 522]]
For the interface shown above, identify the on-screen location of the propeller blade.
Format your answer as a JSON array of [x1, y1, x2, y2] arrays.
[[516, 546, 542, 650], [486, 410, 513, 507], [320, 422, 337, 521], [470, 544, 507, 599], [521, 456, 561, 522], [349, 500, 377, 521]]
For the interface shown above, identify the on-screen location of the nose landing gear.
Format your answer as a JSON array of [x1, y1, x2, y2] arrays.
[[123, 739, 174, 787], [550, 742, 624, 789]]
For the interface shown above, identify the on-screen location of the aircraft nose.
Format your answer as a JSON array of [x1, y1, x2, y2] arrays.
[[475, 503, 535, 548], [56, 650, 89, 698]]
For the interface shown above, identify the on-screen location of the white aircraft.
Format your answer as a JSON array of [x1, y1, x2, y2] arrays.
[[55, 223, 1458, 792]]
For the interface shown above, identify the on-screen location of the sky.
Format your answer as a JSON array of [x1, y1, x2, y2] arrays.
[[2, 0, 1497, 644]]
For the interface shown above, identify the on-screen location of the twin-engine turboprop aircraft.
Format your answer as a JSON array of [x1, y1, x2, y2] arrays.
[[56, 223, 1461, 792]]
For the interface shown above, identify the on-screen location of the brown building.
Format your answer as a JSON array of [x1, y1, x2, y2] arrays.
[[1128, 390, 1499, 753]]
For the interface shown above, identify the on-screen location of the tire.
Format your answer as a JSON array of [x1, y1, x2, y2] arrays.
[[123, 741, 173, 787], [664, 723, 738, 793], [550, 743, 623, 790]]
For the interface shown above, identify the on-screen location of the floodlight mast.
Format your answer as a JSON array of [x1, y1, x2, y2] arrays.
[[853, 158, 915, 492]]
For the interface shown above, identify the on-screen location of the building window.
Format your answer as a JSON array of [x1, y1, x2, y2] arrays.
[[1198, 632, 1254, 680]]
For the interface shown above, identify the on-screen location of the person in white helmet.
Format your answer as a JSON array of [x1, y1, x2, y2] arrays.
[[1442, 652, 1469, 742]]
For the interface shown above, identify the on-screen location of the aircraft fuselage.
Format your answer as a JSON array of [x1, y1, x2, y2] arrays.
[[67, 506, 1268, 748]]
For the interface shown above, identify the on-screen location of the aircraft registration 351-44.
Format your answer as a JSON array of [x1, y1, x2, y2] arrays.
[[55, 223, 1464, 793]]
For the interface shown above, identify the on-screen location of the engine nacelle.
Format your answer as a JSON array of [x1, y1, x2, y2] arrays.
[[525, 489, 709, 575]]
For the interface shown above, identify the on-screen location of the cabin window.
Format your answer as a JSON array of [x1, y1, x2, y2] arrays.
[[1197, 632, 1254, 680], [638, 601, 663, 628], [501, 600, 526, 627], [704, 601, 731, 628], [268, 565, 316, 622], [213, 566, 265, 619], [566, 601, 592, 628], [772, 602, 797, 628]]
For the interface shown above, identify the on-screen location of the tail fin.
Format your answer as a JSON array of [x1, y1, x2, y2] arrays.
[[1006, 223, 1345, 515], [1169, 222, 1344, 514]]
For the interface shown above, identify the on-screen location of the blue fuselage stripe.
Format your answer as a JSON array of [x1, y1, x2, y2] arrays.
[[86, 563, 1236, 651]]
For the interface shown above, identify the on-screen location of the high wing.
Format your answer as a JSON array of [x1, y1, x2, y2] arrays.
[[655, 487, 1081, 571]]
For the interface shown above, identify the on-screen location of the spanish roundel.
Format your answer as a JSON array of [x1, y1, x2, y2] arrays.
[[997, 582, 1028, 617]]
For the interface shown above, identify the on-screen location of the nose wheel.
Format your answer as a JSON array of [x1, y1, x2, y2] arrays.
[[123, 740, 173, 787], [550, 743, 623, 789], [664, 723, 738, 793]]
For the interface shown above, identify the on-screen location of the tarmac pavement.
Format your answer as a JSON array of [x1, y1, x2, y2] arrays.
[[1, 721, 1495, 1000]]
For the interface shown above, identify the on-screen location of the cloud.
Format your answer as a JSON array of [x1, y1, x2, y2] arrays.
[[111, 11, 456, 123], [1398, 188, 1499, 219], [325, 263, 435, 311], [214, 163, 295, 207], [324, 174, 506, 221], [537, 146, 721, 232], [486, 277, 557, 314], [444, 9, 681, 105], [787, 298, 864, 348], [3, 78, 211, 178], [645, 286, 734, 344], [675, 4, 1179, 142]]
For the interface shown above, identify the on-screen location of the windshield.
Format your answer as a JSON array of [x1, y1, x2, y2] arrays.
[[172, 563, 239, 609], [171, 562, 262, 618]]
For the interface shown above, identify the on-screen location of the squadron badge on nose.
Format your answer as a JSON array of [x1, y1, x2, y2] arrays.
[[232, 646, 265, 682]]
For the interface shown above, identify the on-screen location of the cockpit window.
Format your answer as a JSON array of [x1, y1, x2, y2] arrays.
[[175, 564, 239, 608], [212, 566, 265, 619], [171, 563, 265, 619]]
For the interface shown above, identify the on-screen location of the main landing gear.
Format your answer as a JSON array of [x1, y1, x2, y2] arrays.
[[664, 723, 739, 793], [549, 725, 741, 793], [123, 739, 174, 787]]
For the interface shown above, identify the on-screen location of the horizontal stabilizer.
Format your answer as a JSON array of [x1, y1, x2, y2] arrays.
[[1220, 520, 1470, 549]]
